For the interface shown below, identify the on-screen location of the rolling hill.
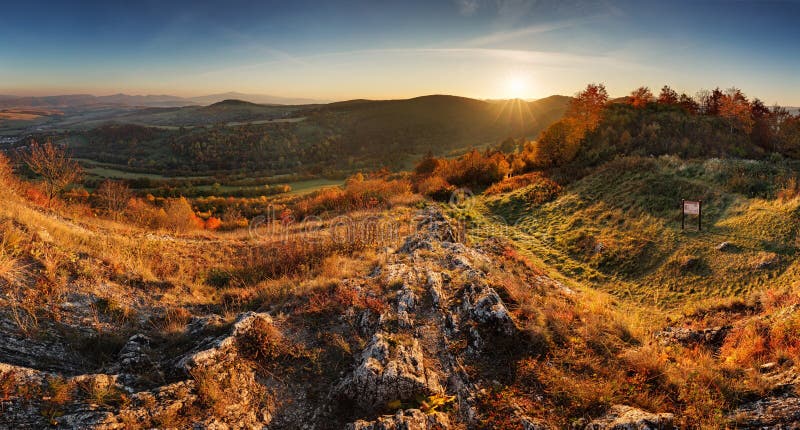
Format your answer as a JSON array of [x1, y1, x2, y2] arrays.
[[32, 94, 570, 176]]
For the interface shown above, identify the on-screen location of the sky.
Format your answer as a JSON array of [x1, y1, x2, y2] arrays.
[[0, 0, 798, 104]]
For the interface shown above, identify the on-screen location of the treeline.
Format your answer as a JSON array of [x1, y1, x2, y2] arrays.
[[414, 84, 800, 197], [540, 84, 800, 169]]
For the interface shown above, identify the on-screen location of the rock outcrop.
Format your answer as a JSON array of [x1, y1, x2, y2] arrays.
[[585, 405, 674, 430], [347, 409, 450, 430], [655, 325, 731, 348], [339, 332, 443, 411], [728, 395, 800, 428]]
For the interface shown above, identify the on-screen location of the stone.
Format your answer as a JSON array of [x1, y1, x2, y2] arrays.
[[585, 405, 674, 429], [728, 395, 800, 428], [461, 282, 517, 336], [347, 409, 450, 430], [655, 326, 730, 348], [339, 332, 442, 411], [716, 242, 735, 252]]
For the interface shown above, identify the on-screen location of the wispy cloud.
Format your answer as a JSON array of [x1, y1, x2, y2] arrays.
[[455, 0, 480, 16], [188, 46, 646, 81], [464, 21, 577, 46], [463, 12, 613, 47]]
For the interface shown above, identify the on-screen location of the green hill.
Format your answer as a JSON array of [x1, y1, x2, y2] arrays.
[[458, 155, 800, 308]]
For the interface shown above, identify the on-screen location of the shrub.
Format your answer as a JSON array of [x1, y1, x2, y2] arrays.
[[236, 317, 301, 362], [24, 186, 50, 207], [293, 174, 416, 218], [0, 153, 17, 192], [484, 172, 561, 199], [162, 197, 203, 232], [204, 216, 222, 230], [124, 197, 168, 228], [416, 176, 454, 201]]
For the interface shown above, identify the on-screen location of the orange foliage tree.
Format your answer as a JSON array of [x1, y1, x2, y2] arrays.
[[528, 83, 609, 168], [21, 140, 83, 206], [720, 87, 754, 134], [657, 85, 678, 105], [628, 86, 654, 109]]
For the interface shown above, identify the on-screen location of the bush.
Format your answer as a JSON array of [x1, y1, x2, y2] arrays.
[[416, 176, 454, 201], [0, 153, 16, 192], [124, 197, 167, 229], [293, 174, 416, 218], [204, 216, 222, 230], [484, 172, 561, 197], [163, 197, 203, 232]]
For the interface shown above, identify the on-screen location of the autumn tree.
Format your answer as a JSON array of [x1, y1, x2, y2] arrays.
[[769, 104, 796, 154], [678, 93, 699, 114], [749, 98, 772, 149], [719, 87, 753, 134], [531, 121, 571, 167], [21, 140, 83, 206], [697, 88, 724, 115], [657, 85, 679, 105], [526, 83, 609, 168], [95, 180, 132, 219], [629, 86, 654, 108], [566, 83, 609, 133]]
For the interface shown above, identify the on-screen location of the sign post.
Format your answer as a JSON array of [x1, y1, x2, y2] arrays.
[[681, 200, 702, 231]]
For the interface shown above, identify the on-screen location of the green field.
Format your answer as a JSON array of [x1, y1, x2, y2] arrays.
[[286, 178, 343, 195]]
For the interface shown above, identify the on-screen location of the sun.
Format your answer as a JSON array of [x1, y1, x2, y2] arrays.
[[504, 75, 529, 99]]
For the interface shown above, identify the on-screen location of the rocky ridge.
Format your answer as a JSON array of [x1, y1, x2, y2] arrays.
[[5, 207, 789, 428]]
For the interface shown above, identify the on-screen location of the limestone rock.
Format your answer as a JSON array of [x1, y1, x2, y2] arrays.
[[655, 326, 730, 348], [347, 408, 450, 430], [728, 395, 800, 428], [339, 332, 442, 411], [585, 405, 674, 430], [461, 282, 517, 336]]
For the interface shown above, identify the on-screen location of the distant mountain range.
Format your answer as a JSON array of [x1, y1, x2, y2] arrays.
[[0, 92, 331, 109]]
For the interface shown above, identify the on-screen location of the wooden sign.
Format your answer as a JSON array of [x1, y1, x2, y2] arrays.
[[683, 201, 700, 215], [681, 200, 702, 230]]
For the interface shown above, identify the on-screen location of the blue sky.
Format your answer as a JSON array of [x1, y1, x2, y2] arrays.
[[1, 0, 798, 104]]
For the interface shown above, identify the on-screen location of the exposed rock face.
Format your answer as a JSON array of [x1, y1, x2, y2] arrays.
[[754, 253, 781, 270], [0, 317, 85, 374], [462, 282, 517, 336], [347, 409, 450, 430], [0, 363, 127, 429], [585, 405, 674, 430], [108, 334, 160, 388], [169, 312, 275, 427], [339, 332, 442, 411], [655, 325, 730, 348], [728, 395, 800, 428]]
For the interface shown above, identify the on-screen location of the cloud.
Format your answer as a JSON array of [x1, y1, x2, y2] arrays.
[[455, 0, 480, 15], [464, 20, 577, 46]]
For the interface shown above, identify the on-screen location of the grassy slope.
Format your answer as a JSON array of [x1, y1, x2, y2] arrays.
[[460, 156, 800, 308]]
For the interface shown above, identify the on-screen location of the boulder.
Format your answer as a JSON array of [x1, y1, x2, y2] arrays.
[[461, 282, 517, 336]]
